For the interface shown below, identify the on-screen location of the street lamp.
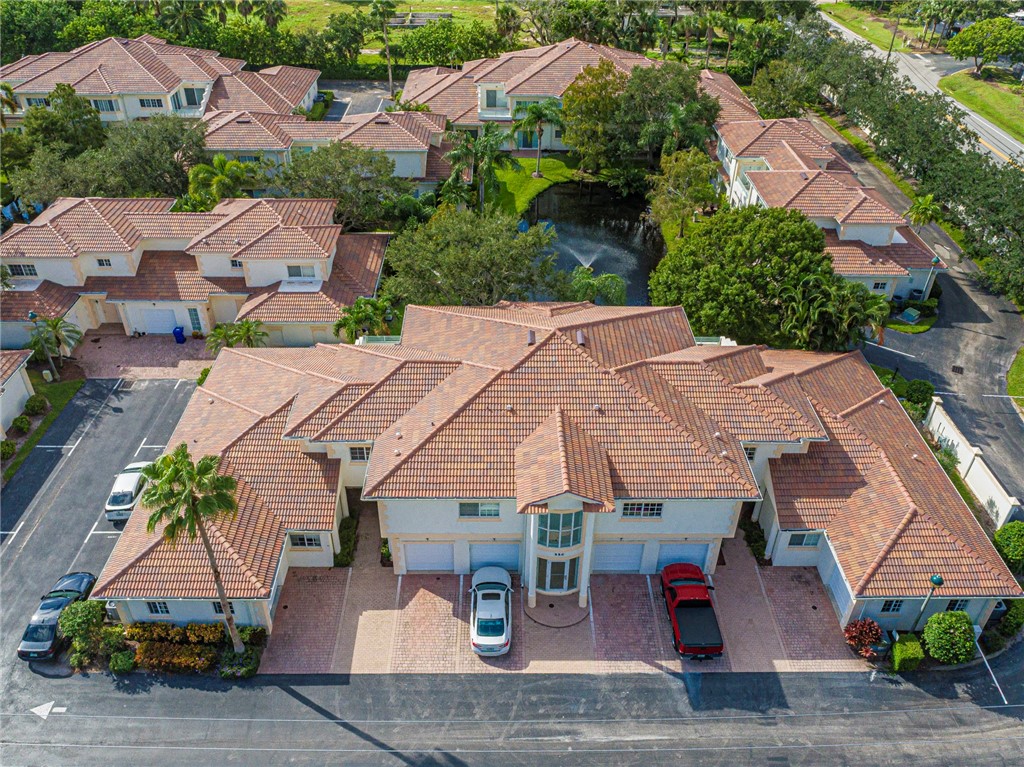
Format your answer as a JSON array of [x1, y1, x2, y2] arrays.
[[924, 255, 942, 299], [912, 574, 944, 632], [27, 311, 59, 382]]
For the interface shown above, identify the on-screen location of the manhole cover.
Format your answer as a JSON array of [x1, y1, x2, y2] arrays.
[[952, 365, 964, 375]]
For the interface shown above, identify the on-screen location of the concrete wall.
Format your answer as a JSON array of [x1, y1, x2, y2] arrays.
[[196, 254, 246, 279], [0, 322, 33, 350], [387, 151, 427, 178], [4, 259, 81, 286], [283, 530, 336, 567], [245, 259, 328, 285], [841, 223, 894, 246], [0, 362, 34, 438]]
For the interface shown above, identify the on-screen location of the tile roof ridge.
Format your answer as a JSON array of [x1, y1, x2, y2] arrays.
[[225, 346, 349, 384], [243, 68, 293, 105], [556, 305, 680, 331], [218, 396, 295, 455], [787, 350, 862, 379], [91, 525, 169, 597], [199, 381, 266, 417], [13, 40, 99, 89], [853, 503, 918, 596], [838, 383, 890, 417], [185, 199, 262, 248], [310, 362, 411, 441], [202, 506, 269, 593], [229, 222, 283, 257], [782, 170, 820, 207], [554, 408, 571, 494]]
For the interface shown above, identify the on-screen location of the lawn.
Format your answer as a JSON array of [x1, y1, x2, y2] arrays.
[[2, 369, 84, 483], [1008, 346, 1024, 399], [938, 69, 1024, 145], [282, 0, 496, 32], [821, 2, 911, 52], [495, 154, 580, 215], [886, 314, 938, 334], [869, 363, 909, 398]]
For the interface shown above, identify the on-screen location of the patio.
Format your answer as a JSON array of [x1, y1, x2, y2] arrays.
[[74, 325, 214, 379]]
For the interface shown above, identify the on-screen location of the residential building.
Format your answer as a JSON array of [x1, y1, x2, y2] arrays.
[[401, 38, 655, 150], [202, 110, 456, 195], [698, 69, 760, 122], [0, 197, 386, 348], [0, 350, 34, 438], [92, 302, 1020, 633], [0, 35, 318, 127]]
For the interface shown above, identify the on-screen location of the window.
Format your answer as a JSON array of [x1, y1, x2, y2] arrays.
[[946, 599, 969, 612], [349, 446, 371, 462], [212, 601, 235, 615], [788, 532, 821, 547], [8, 263, 37, 276], [97, 258, 112, 268], [26, 97, 49, 107], [187, 308, 202, 333], [880, 599, 904, 614], [554, 128, 563, 139], [92, 99, 117, 112], [230, 259, 243, 269], [139, 98, 164, 108], [146, 601, 170, 615], [872, 282, 887, 291], [744, 446, 757, 461], [287, 264, 315, 278], [236, 155, 258, 164], [459, 502, 500, 518], [289, 533, 321, 548], [171, 92, 183, 110], [184, 87, 203, 107], [485, 90, 498, 108], [538, 511, 583, 548], [622, 502, 663, 519]]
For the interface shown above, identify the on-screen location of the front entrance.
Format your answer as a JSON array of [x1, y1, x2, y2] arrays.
[[536, 556, 580, 593]]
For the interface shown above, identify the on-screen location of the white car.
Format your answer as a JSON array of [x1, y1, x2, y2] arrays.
[[104, 462, 151, 521], [469, 566, 513, 656]]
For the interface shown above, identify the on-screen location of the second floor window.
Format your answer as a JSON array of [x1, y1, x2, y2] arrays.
[[349, 446, 371, 462], [788, 533, 821, 547], [287, 265, 315, 278], [459, 502, 500, 518], [230, 259, 243, 269], [97, 258, 112, 267], [538, 511, 583, 548], [184, 87, 203, 107], [26, 97, 49, 107], [92, 99, 117, 112], [622, 502, 663, 519], [880, 600, 903, 614], [8, 263, 37, 276], [139, 98, 164, 108], [212, 601, 235, 615], [289, 533, 321, 548]]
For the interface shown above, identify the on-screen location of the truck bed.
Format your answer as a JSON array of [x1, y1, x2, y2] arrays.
[[674, 604, 723, 652]]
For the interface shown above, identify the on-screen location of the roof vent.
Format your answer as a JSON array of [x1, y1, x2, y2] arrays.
[[395, 430, 402, 439], [593, 404, 602, 412], [234, 238, 242, 245], [758, 121, 766, 128], [713, 431, 721, 440], [527, 329, 536, 345], [799, 172, 808, 180], [237, 118, 251, 124], [911, 453, 919, 461], [374, 117, 390, 124], [719, 450, 728, 458], [576, 329, 586, 346], [208, 398, 214, 404], [394, 449, 401, 456], [505, 404, 513, 412]]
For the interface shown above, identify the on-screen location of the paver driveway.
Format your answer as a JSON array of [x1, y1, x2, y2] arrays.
[[75, 326, 214, 379]]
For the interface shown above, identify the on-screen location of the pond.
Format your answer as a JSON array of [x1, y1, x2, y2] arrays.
[[528, 183, 665, 306]]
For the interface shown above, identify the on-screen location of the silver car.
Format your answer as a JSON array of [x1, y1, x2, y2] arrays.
[[104, 462, 151, 521], [469, 567, 513, 656]]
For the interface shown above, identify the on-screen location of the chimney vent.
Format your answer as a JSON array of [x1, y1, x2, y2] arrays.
[[713, 431, 722, 440], [527, 329, 536, 345], [576, 329, 586, 346], [911, 453, 919, 461]]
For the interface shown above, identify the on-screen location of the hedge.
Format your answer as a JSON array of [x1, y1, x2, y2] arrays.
[[994, 521, 1024, 573], [186, 622, 227, 645], [738, 515, 768, 564], [125, 622, 187, 644], [11, 415, 31, 434], [922, 611, 976, 665], [23, 394, 49, 416], [1, 440, 15, 460], [135, 641, 219, 673], [996, 599, 1024, 638], [891, 634, 924, 672], [58, 601, 106, 650], [108, 649, 136, 674], [218, 646, 262, 679]]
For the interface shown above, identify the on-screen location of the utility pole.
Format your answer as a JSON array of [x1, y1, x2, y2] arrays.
[[886, 12, 902, 65]]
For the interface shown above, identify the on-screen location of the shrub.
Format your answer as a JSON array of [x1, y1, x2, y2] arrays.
[[197, 367, 211, 386], [99, 625, 126, 656], [11, 415, 31, 434], [844, 618, 883, 656], [135, 641, 218, 673], [905, 379, 935, 406], [1, 440, 15, 460], [23, 394, 48, 416], [923, 611, 976, 664], [186, 622, 227, 645], [238, 626, 267, 647], [58, 601, 106, 652], [108, 649, 136, 674], [902, 401, 926, 423], [994, 521, 1024, 573], [996, 599, 1024, 638], [125, 622, 187, 644], [891, 634, 924, 672], [380, 538, 391, 561], [69, 651, 91, 670], [218, 646, 262, 679], [906, 297, 939, 318], [334, 515, 359, 567], [980, 628, 1006, 654], [738, 515, 768, 563]]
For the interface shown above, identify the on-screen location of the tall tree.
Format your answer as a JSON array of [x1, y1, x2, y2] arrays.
[[22, 84, 105, 158], [675, 14, 701, 65], [720, 15, 744, 71], [140, 445, 245, 654], [205, 324, 236, 354], [0, 0, 75, 64], [495, 3, 522, 46], [30, 316, 83, 367], [560, 59, 629, 173], [333, 296, 395, 343], [233, 319, 268, 348], [323, 10, 367, 66], [369, 0, 397, 97], [443, 122, 519, 213], [748, 59, 817, 119], [252, 0, 287, 31], [740, 20, 786, 79], [646, 148, 720, 239], [513, 98, 562, 178], [189, 153, 258, 202], [161, 0, 207, 38], [946, 16, 1024, 74]]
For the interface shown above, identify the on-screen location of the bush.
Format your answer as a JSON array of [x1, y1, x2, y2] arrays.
[[238, 626, 267, 647], [11, 415, 31, 434], [994, 521, 1024, 573], [738, 515, 768, 564], [23, 394, 48, 416], [901, 400, 926, 423], [69, 651, 91, 670], [923, 611, 976, 664], [99, 625, 126, 656], [197, 367, 211, 386], [186, 622, 227, 645], [905, 379, 935, 406], [906, 298, 939, 318], [108, 649, 136, 674], [218, 646, 262, 679], [135, 641, 219, 673], [996, 599, 1024, 638], [125, 622, 187, 644], [1, 440, 15, 460], [980, 628, 1006, 654], [334, 514, 359, 567], [844, 618, 883, 657], [58, 601, 106, 652], [891, 634, 924, 672]]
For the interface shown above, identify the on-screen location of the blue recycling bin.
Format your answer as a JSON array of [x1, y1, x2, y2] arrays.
[[172, 326, 186, 344]]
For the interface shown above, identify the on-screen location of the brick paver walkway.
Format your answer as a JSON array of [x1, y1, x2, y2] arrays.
[[77, 327, 215, 379]]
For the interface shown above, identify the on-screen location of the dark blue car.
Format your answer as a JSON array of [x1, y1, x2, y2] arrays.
[[18, 572, 97, 661]]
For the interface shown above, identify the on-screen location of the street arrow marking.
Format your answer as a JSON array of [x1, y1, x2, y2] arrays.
[[30, 701, 55, 720], [52, 707, 67, 714]]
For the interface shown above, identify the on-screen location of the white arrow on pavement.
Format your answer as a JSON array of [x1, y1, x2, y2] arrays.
[[30, 701, 55, 720]]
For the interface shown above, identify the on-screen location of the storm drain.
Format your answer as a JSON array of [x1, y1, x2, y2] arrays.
[[951, 365, 964, 375]]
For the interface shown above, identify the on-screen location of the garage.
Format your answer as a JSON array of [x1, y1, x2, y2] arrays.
[[143, 308, 178, 334], [592, 543, 644, 572], [656, 543, 709, 572], [403, 542, 454, 571], [470, 543, 519, 571]]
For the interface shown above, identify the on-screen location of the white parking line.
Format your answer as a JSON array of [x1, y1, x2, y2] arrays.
[[865, 342, 916, 358], [0, 521, 25, 539], [975, 640, 1008, 705]]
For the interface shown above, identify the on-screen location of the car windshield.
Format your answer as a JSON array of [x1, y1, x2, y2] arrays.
[[475, 582, 506, 593], [477, 618, 505, 638], [108, 491, 136, 506], [669, 578, 705, 587], [22, 624, 55, 643]]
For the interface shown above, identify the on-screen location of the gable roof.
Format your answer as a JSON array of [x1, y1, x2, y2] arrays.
[[699, 69, 759, 121], [717, 118, 850, 170], [205, 65, 320, 114], [0, 350, 32, 385], [746, 169, 907, 225], [0, 280, 82, 322]]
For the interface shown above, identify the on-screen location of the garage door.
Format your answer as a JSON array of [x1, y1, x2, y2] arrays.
[[470, 543, 519, 571], [403, 542, 454, 571], [592, 543, 644, 572], [656, 543, 709, 572], [143, 309, 178, 334]]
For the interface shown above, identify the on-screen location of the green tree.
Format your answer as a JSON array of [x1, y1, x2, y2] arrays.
[[140, 444, 244, 653], [905, 193, 942, 233], [738, 20, 787, 79], [551, 265, 627, 306], [720, 15, 745, 71], [253, 0, 287, 30], [333, 296, 395, 343], [0, 83, 19, 130], [496, 3, 522, 46], [382, 208, 557, 306], [513, 98, 562, 178], [278, 141, 412, 231], [749, 59, 817, 119], [0, 0, 75, 64], [233, 319, 268, 348], [444, 122, 520, 213], [188, 153, 258, 202], [323, 10, 367, 66], [946, 17, 1024, 74], [205, 323, 236, 354], [561, 59, 629, 173], [369, 0, 397, 97], [1, 265, 12, 292], [30, 316, 83, 368], [22, 84, 105, 158], [994, 520, 1024, 573], [649, 207, 833, 345], [58, 0, 160, 48], [674, 14, 701, 65], [161, 0, 208, 39], [646, 148, 720, 239]]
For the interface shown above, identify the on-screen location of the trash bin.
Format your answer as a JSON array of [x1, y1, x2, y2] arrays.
[[172, 326, 186, 344]]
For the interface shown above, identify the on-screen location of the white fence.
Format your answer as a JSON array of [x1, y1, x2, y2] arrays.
[[925, 397, 1022, 528]]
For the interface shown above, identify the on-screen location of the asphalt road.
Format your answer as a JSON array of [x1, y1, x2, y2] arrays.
[[819, 11, 1024, 164], [320, 80, 393, 118]]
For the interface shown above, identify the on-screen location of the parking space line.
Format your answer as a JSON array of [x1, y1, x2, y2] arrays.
[[588, 595, 596, 652], [975, 640, 1008, 705], [0, 521, 25, 538]]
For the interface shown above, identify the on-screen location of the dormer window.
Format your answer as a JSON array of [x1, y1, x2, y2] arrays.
[[485, 90, 498, 108]]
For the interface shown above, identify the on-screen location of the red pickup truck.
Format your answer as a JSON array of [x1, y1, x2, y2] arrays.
[[659, 563, 724, 659]]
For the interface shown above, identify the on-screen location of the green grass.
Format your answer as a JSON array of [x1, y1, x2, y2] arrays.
[[938, 69, 1024, 146], [870, 363, 909, 398], [495, 154, 580, 215], [3, 370, 84, 483], [281, 0, 497, 32], [886, 314, 938, 334], [821, 3, 911, 52], [1008, 346, 1024, 399]]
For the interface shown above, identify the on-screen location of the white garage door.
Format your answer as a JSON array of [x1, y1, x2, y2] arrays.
[[656, 543, 709, 572], [470, 543, 519, 571], [592, 543, 644, 572], [143, 309, 178, 334], [404, 542, 454, 571]]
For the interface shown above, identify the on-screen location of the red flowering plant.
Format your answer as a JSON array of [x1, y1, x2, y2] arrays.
[[844, 618, 883, 658]]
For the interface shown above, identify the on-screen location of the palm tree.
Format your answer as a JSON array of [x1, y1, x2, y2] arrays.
[[444, 123, 519, 213], [720, 16, 744, 72], [675, 15, 700, 65], [369, 0, 397, 98], [655, 19, 673, 61], [0, 82, 18, 129], [233, 319, 267, 348], [202, 0, 235, 25], [161, 0, 207, 39], [701, 13, 720, 68], [781, 275, 831, 350], [333, 296, 395, 343], [513, 98, 562, 178], [140, 444, 244, 653], [236, 0, 254, 18], [205, 323, 236, 354], [438, 177, 473, 209], [31, 316, 83, 368], [188, 154, 257, 202], [253, 0, 286, 30], [905, 193, 942, 233]]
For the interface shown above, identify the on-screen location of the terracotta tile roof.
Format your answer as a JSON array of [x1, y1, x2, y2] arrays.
[[285, 384, 374, 439], [746, 169, 906, 225], [0, 349, 32, 384], [717, 119, 848, 167], [185, 198, 336, 255], [84, 251, 247, 303], [400, 68, 479, 124], [699, 69, 759, 121], [824, 231, 908, 277], [202, 110, 308, 150], [0, 280, 82, 322], [205, 66, 320, 114], [232, 224, 342, 260]]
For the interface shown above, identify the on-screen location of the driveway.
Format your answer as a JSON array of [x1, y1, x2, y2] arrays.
[[319, 80, 392, 118], [74, 326, 214, 380], [808, 114, 1024, 501]]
